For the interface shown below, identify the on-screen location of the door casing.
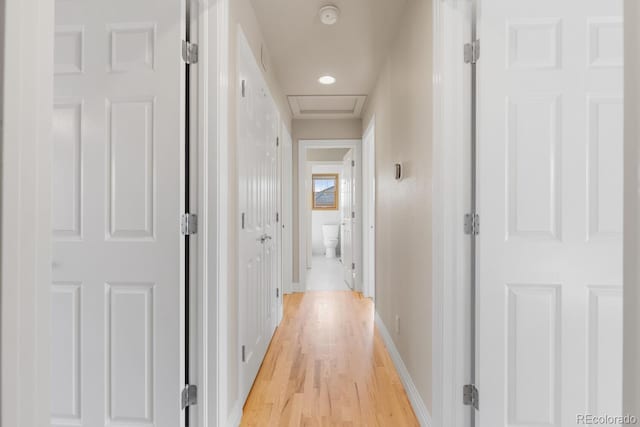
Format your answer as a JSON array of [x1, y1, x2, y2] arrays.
[[362, 117, 376, 300], [431, 1, 474, 427], [280, 124, 294, 296]]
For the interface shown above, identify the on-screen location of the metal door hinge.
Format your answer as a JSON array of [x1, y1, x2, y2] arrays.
[[276, 212, 280, 223], [241, 80, 246, 97], [464, 40, 480, 64], [241, 213, 246, 229], [352, 262, 356, 271], [463, 384, 479, 410], [351, 211, 355, 219], [351, 160, 355, 167], [276, 137, 280, 147], [182, 41, 198, 64], [181, 213, 198, 235], [464, 213, 480, 235], [276, 288, 280, 298], [181, 384, 198, 409], [241, 345, 246, 362]]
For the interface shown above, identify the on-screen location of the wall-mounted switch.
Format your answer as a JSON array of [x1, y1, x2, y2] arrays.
[[394, 163, 403, 181]]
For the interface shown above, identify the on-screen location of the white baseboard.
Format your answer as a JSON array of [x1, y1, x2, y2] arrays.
[[375, 312, 432, 427], [227, 400, 242, 427]]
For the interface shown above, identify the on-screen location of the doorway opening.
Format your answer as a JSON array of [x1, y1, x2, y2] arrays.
[[307, 160, 348, 291], [297, 140, 362, 293]]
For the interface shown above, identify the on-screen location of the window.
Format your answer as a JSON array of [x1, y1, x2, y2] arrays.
[[312, 174, 339, 210]]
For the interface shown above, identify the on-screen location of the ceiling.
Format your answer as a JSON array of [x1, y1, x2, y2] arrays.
[[288, 95, 367, 119], [250, 0, 408, 119]]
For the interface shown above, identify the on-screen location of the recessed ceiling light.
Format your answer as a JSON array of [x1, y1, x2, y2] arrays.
[[319, 5, 340, 25], [318, 75, 336, 85]]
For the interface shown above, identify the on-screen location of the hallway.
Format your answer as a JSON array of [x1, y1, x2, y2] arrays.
[[240, 292, 419, 426], [306, 257, 350, 292]]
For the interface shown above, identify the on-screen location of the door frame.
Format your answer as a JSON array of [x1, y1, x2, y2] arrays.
[[297, 139, 362, 292], [431, 1, 474, 427], [362, 117, 376, 300], [280, 124, 294, 295], [625, 0, 640, 419], [1, 0, 54, 425], [1, 0, 230, 425], [194, 0, 230, 426]]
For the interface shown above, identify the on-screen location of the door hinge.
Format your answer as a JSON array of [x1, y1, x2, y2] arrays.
[[181, 384, 198, 409], [276, 137, 280, 147], [351, 160, 355, 167], [352, 262, 356, 271], [463, 384, 479, 410], [464, 40, 480, 64], [276, 212, 280, 223], [276, 288, 280, 298], [241, 80, 246, 98], [241, 213, 246, 229], [182, 41, 198, 64], [351, 211, 356, 219], [181, 213, 198, 235], [241, 345, 246, 362], [464, 213, 480, 235]]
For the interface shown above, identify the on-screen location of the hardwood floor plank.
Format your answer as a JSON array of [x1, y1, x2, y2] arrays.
[[241, 291, 419, 426]]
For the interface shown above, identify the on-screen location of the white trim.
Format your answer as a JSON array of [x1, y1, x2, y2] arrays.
[[280, 124, 294, 295], [362, 117, 376, 300], [297, 139, 362, 291], [624, 0, 640, 420], [227, 400, 242, 427], [1, 0, 53, 426], [215, 1, 230, 424], [195, 0, 230, 426], [431, 1, 472, 427], [375, 312, 432, 427]]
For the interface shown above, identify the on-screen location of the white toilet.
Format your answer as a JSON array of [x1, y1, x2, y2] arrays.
[[322, 224, 340, 258]]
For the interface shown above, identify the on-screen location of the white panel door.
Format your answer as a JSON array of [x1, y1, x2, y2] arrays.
[[477, 0, 623, 426], [237, 30, 278, 403], [52, 0, 185, 426], [341, 149, 355, 289]]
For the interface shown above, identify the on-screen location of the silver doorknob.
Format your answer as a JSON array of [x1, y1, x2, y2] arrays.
[[257, 234, 272, 243]]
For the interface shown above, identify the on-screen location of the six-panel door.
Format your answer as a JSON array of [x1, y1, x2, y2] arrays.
[[52, 0, 185, 425], [477, 0, 623, 425], [237, 29, 280, 405]]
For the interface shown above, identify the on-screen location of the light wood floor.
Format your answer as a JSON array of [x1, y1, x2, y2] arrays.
[[240, 291, 419, 426]]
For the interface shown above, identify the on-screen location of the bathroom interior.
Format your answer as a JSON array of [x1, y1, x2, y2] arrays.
[[306, 147, 352, 291]]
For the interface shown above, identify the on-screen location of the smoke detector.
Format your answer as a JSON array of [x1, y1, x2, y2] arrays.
[[319, 5, 340, 25]]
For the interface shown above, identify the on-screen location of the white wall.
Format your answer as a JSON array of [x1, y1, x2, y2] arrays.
[[624, 0, 640, 421], [361, 0, 434, 414], [310, 164, 343, 256], [307, 148, 350, 162]]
